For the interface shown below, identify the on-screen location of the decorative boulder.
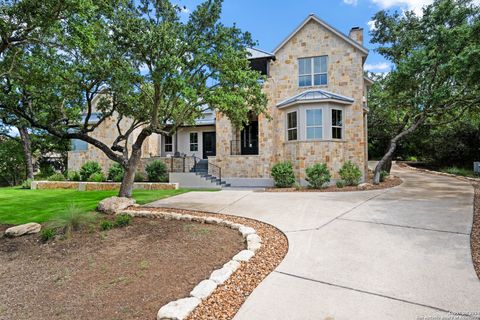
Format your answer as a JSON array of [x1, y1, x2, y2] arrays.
[[5, 222, 41, 237], [97, 196, 136, 214]]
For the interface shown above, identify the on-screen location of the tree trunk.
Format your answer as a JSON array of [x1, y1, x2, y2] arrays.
[[17, 125, 34, 180]]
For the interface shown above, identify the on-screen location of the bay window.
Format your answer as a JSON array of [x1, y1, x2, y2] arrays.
[[332, 109, 343, 139], [287, 111, 297, 141], [306, 109, 323, 139]]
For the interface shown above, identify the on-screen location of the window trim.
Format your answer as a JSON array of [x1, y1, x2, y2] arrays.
[[286, 111, 298, 141], [298, 56, 328, 87], [189, 132, 198, 152], [331, 108, 343, 140], [305, 108, 324, 140]]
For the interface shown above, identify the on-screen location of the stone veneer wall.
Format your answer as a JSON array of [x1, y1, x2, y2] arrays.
[[213, 19, 367, 181], [31, 181, 178, 191]]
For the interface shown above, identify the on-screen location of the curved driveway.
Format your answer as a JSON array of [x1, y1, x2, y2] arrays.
[[147, 166, 480, 319]]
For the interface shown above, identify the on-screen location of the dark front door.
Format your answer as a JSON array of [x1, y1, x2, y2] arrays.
[[241, 121, 259, 155], [202, 132, 216, 159]]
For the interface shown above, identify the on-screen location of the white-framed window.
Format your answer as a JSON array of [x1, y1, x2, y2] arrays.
[[164, 135, 173, 152], [71, 139, 88, 151], [298, 56, 328, 87], [306, 109, 323, 139], [287, 111, 297, 141], [331, 109, 343, 139], [189, 132, 198, 151]]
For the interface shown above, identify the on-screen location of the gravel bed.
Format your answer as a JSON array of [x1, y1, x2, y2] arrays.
[[129, 207, 288, 320], [472, 183, 480, 279]]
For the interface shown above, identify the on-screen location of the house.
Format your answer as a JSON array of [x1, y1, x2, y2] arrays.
[[68, 14, 371, 187]]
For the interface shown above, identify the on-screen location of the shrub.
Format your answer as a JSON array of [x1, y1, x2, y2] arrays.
[[48, 204, 98, 237], [339, 161, 362, 186], [336, 180, 346, 188], [305, 163, 331, 189], [271, 162, 296, 188], [145, 160, 168, 182], [47, 173, 66, 181], [100, 220, 114, 231], [380, 170, 389, 182], [79, 161, 103, 181], [108, 163, 124, 182], [67, 170, 81, 181], [40, 228, 56, 242], [134, 172, 146, 182], [114, 214, 131, 228], [441, 166, 475, 177], [39, 162, 55, 178], [21, 178, 33, 189], [87, 172, 106, 182]]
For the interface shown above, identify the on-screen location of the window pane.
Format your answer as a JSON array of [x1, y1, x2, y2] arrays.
[[314, 74, 327, 85], [287, 112, 297, 129], [71, 139, 88, 151], [307, 127, 323, 139], [299, 75, 311, 87], [190, 132, 198, 144], [313, 56, 327, 73], [332, 127, 342, 139], [306, 109, 322, 126], [299, 58, 311, 75], [165, 135, 172, 144], [332, 109, 343, 126], [288, 129, 297, 141]]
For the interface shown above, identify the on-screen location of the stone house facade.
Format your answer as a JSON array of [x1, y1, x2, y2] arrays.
[[68, 14, 371, 187]]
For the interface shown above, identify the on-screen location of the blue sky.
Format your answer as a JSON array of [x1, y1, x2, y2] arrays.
[[177, 0, 439, 73]]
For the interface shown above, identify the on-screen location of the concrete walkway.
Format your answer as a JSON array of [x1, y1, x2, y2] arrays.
[[147, 166, 480, 320]]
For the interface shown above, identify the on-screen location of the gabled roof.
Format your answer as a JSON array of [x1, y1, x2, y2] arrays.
[[246, 47, 276, 60], [277, 89, 354, 109], [273, 14, 369, 56], [363, 75, 374, 86]]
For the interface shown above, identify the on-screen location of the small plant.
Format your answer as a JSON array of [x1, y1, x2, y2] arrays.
[[67, 170, 81, 181], [441, 166, 474, 177], [21, 178, 33, 189], [47, 173, 66, 181], [47, 204, 98, 237], [134, 172, 146, 182], [380, 170, 390, 182], [40, 228, 56, 242], [108, 163, 124, 182], [271, 161, 296, 188], [339, 161, 362, 186], [145, 160, 168, 182], [405, 155, 418, 162], [336, 180, 346, 188], [293, 182, 302, 191], [305, 163, 331, 189], [79, 161, 103, 181], [114, 214, 131, 228], [100, 220, 114, 231], [87, 172, 106, 182]]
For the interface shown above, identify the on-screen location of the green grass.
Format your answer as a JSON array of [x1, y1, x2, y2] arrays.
[[0, 187, 206, 225], [440, 166, 479, 178]]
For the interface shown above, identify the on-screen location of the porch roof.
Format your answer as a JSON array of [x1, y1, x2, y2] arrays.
[[247, 47, 276, 60], [276, 89, 354, 109]]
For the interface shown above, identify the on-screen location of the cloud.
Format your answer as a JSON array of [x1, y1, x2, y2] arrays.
[[370, 0, 480, 15], [367, 19, 377, 31], [364, 62, 392, 72], [343, 0, 359, 5]]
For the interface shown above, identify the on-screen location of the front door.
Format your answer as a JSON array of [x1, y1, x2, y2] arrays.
[[202, 132, 216, 159]]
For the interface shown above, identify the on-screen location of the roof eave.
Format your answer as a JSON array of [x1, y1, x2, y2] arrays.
[[277, 98, 354, 109]]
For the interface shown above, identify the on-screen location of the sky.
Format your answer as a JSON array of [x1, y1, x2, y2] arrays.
[[176, 0, 445, 74]]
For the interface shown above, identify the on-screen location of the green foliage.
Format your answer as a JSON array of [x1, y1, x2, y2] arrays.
[[339, 161, 362, 186], [441, 166, 478, 177], [114, 214, 131, 228], [271, 162, 296, 188], [305, 163, 331, 189], [100, 220, 114, 231], [145, 160, 168, 182], [40, 228, 56, 242], [39, 162, 55, 178], [21, 178, 33, 189], [47, 204, 98, 237], [134, 172, 146, 182], [380, 170, 389, 182], [80, 161, 103, 181], [108, 163, 124, 182], [87, 172, 106, 182], [47, 173, 66, 181], [67, 170, 81, 181], [336, 180, 346, 188], [0, 138, 25, 186]]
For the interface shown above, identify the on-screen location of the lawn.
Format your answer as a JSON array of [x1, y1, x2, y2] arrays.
[[0, 187, 200, 225]]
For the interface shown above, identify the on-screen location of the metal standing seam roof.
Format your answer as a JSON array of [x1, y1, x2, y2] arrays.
[[246, 47, 276, 60], [276, 89, 355, 108]]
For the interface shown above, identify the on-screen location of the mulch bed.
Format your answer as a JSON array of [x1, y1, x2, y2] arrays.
[[0, 217, 244, 320], [472, 183, 480, 279], [129, 207, 289, 320], [264, 175, 402, 192]]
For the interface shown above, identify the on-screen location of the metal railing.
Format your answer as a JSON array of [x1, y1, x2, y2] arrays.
[[156, 155, 222, 182]]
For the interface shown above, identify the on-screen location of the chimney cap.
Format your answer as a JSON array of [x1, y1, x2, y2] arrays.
[[350, 26, 363, 30]]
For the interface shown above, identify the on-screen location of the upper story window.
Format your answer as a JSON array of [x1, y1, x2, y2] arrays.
[[287, 111, 297, 141], [331, 109, 343, 139], [189, 132, 198, 152], [164, 135, 173, 152], [298, 56, 328, 87], [71, 139, 88, 151], [306, 109, 323, 139]]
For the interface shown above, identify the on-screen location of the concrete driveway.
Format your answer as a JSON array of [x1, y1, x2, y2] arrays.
[[147, 166, 480, 320]]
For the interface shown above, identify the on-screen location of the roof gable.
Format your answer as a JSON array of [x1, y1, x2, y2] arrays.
[[273, 14, 369, 56]]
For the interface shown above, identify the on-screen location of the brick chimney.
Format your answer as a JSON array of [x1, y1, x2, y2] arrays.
[[349, 27, 363, 45]]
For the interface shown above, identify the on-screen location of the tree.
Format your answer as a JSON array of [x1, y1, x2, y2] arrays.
[[0, 136, 25, 186], [369, 0, 480, 184], [1, 0, 267, 197]]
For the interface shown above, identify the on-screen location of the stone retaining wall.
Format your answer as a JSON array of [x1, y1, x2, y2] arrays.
[[31, 181, 179, 191]]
